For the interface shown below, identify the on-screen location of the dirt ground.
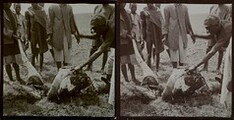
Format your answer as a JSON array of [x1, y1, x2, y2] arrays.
[[120, 14, 232, 117], [3, 13, 114, 117]]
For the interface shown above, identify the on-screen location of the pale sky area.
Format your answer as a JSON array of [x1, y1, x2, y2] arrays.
[[11, 3, 115, 14]]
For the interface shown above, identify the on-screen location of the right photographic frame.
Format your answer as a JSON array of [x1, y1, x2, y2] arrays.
[[119, 2, 232, 118]]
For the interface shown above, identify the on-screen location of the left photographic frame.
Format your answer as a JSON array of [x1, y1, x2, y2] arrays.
[[2, 2, 115, 117]]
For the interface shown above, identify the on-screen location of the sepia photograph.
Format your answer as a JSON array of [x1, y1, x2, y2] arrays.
[[3, 3, 115, 116], [120, 3, 232, 117]]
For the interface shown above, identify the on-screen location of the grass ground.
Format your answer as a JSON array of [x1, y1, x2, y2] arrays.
[[3, 13, 114, 117], [120, 13, 231, 117]]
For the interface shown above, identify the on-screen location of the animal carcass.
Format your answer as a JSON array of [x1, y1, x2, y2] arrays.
[[162, 69, 208, 101], [47, 68, 109, 102]]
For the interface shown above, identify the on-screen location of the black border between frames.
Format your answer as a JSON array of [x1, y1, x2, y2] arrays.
[[1, 0, 117, 120], [117, 0, 233, 120], [0, 2, 2, 119]]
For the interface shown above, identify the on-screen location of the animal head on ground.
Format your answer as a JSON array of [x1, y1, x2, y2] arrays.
[[141, 76, 159, 86], [141, 76, 163, 96], [27, 75, 43, 86], [57, 69, 94, 101], [172, 70, 206, 99]]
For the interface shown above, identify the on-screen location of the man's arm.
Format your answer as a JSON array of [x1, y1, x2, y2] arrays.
[[79, 34, 99, 40], [25, 11, 31, 41], [69, 6, 79, 37], [162, 6, 169, 37], [162, 6, 170, 45], [184, 6, 196, 43], [194, 46, 218, 69], [193, 36, 229, 69], [48, 6, 54, 39], [193, 34, 213, 40], [75, 37, 113, 70], [140, 11, 146, 40]]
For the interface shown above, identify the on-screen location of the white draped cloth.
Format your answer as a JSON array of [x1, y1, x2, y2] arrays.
[[220, 37, 232, 110]]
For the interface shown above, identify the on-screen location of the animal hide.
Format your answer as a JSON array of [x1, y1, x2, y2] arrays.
[[131, 39, 158, 84], [162, 69, 207, 101], [17, 39, 44, 85], [47, 68, 103, 102]]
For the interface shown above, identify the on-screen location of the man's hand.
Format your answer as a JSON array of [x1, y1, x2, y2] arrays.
[[190, 34, 196, 44], [127, 34, 132, 40], [47, 34, 53, 46], [187, 65, 197, 72], [227, 81, 232, 92], [162, 34, 168, 44], [12, 34, 20, 41], [74, 32, 80, 44]]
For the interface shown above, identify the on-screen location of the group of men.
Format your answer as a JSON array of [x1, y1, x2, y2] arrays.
[[3, 3, 76, 84], [120, 3, 194, 84], [120, 3, 232, 90], [3, 3, 115, 91]]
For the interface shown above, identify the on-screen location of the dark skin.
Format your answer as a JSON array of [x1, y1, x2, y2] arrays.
[[144, 4, 161, 69], [4, 3, 25, 84], [131, 4, 137, 14], [76, 24, 110, 70], [131, 4, 145, 60], [192, 24, 232, 90], [85, 4, 113, 72], [15, 5, 21, 15], [119, 3, 140, 84], [189, 24, 222, 70], [30, 3, 45, 71], [197, 25, 224, 72]]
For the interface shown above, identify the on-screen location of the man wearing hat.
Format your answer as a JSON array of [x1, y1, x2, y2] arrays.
[[190, 15, 232, 72]]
